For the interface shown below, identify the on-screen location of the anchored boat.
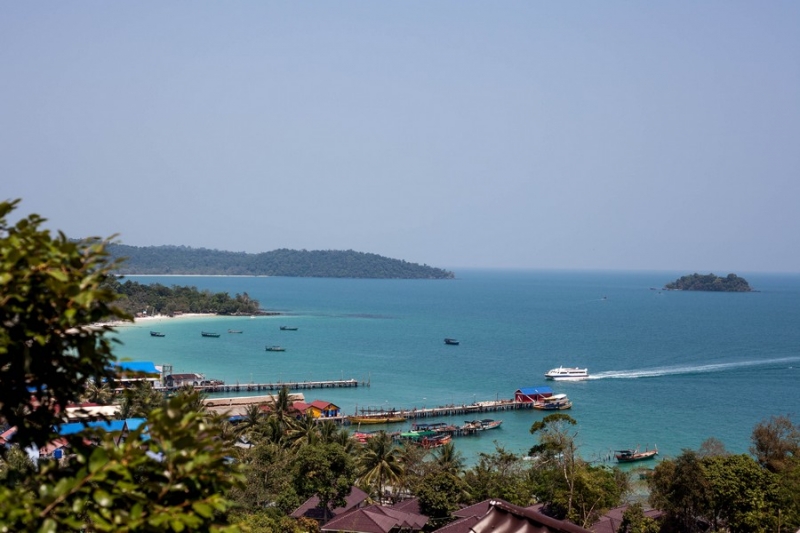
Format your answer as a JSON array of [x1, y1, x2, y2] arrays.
[[615, 446, 658, 463], [150, 331, 165, 337], [201, 332, 221, 338]]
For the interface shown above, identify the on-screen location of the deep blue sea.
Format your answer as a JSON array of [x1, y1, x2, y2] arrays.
[[113, 270, 800, 466]]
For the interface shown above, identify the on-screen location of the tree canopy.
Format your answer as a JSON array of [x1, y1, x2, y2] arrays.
[[664, 273, 752, 292], [107, 244, 455, 279]]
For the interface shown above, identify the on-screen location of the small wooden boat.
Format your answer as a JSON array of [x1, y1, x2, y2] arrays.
[[228, 329, 243, 334], [349, 415, 405, 424], [421, 434, 452, 449], [265, 345, 286, 352], [201, 332, 221, 338], [280, 326, 298, 331], [444, 338, 459, 345], [465, 419, 503, 431], [150, 331, 165, 337], [615, 446, 658, 463]]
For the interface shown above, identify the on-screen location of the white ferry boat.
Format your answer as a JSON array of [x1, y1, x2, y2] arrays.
[[544, 366, 589, 381]]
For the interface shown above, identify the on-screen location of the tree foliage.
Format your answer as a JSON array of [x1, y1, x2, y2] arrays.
[[664, 272, 751, 292], [106, 278, 263, 316], [108, 244, 455, 279], [0, 199, 129, 452]]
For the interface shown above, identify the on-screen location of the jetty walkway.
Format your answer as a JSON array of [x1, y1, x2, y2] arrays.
[[164, 378, 364, 394], [354, 399, 537, 422]]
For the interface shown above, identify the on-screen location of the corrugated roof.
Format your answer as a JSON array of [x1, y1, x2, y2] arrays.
[[471, 500, 591, 533], [115, 361, 159, 374], [517, 386, 553, 396]]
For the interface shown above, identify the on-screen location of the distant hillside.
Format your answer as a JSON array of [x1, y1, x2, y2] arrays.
[[108, 244, 455, 279], [664, 273, 752, 292]]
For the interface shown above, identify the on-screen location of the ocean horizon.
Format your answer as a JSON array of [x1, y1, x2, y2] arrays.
[[113, 269, 800, 466]]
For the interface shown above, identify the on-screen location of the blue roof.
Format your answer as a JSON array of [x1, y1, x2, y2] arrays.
[[125, 418, 147, 432], [58, 420, 127, 436], [517, 386, 553, 395], [115, 361, 159, 374]]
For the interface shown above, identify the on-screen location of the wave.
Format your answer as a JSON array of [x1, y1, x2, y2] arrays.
[[589, 356, 800, 380]]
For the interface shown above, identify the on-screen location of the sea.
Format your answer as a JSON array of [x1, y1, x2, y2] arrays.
[[112, 270, 800, 467]]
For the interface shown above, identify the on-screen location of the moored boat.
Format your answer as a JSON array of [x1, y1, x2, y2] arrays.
[[280, 326, 298, 331], [150, 331, 165, 337], [444, 338, 459, 345], [615, 446, 658, 463], [533, 393, 573, 410], [265, 345, 286, 352], [228, 329, 243, 334], [349, 415, 406, 424], [201, 331, 221, 338], [465, 419, 503, 431], [421, 433, 452, 449], [544, 366, 589, 381]]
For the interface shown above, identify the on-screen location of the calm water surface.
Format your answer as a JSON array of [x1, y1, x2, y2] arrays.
[[114, 270, 800, 465]]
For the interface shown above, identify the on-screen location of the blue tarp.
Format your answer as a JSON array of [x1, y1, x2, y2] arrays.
[[58, 420, 127, 436], [114, 361, 159, 374]]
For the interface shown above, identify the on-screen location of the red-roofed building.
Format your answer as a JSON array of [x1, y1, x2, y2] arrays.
[[470, 500, 592, 533], [589, 505, 664, 533], [321, 504, 428, 533], [291, 486, 370, 524], [291, 400, 341, 419]]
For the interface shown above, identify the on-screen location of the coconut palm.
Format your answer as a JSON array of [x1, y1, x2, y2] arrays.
[[434, 442, 465, 475], [81, 380, 114, 404], [357, 431, 404, 503], [286, 411, 320, 448]]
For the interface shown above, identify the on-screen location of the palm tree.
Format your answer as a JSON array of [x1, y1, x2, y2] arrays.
[[434, 442, 465, 475], [357, 431, 404, 503], [264, 386, 297, 433], [286, 411, 320, 448], [81, 380, 113, 404]]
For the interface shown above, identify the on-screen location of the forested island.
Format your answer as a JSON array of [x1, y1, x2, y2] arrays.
[[107, 244, 455, 279], [105, 278, 265, 316], [664, 273, 752, 292]]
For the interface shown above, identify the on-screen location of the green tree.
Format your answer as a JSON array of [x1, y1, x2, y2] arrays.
[[415, 471, 464, 528], [703, 454, 777, 533], [648, 450, 710, 533], [0, 199, 128, 452], [356, 431, 404, 502], [750, 415, 800, 473], [290, 443, 356, 520], [463, 445, 532, 506], [618, 503, 660, 533], [0, 200, 244, 531]]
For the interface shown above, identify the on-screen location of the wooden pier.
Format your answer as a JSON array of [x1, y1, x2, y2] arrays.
[[161, 378, 364, 394], [350, 399, 539, 424]]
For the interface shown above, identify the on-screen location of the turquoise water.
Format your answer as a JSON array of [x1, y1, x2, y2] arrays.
[[113, 270, 800, 465]]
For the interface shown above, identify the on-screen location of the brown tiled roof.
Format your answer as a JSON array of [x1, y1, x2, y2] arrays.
[[590, 505, 664, 533], [435, 515, 481, 533], [453, 500, 493, 518], [291, 486, 369, 522], [321, 504, 428, 533], [472, 500, 592, 533], [391, 497, 421, 515]]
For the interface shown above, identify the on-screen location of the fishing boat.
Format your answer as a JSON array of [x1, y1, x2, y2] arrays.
[[465, 419, 503, 431], [533, 393, 573, 410], [265, 346, 286, 352], [444, 338, 459, 345], [615, 446, 658, 463], [421, 433, 452, 449], [349, 415, 406, 424], [201, 332, 221, 338], [150, 331, 165, 337], [228, 329, 243, 334], [544, 366, 589, 381], [280, 326, 298, 331]]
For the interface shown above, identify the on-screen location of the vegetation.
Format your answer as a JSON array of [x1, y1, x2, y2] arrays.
[[664, 272, 752, 292], [107, 243, 455, 279], [105, 278, 264, 316], [3, 199, 799, 532]]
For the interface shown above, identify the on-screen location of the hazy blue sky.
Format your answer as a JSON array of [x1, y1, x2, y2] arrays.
[[2, 3, 799, 272]]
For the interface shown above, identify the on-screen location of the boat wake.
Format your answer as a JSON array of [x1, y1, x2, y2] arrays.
[[589, 356, 800, 380]]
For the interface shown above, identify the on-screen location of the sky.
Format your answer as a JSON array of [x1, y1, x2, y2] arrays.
[[2, 3, 799, 273]]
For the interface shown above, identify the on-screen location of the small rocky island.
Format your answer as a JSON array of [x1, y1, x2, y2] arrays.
[[664, 273, 752, 292]]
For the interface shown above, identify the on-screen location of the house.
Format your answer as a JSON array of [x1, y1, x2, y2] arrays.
[[114, 361, 162, 388], [321, 503, 428, 533], [515, 386, 554, 403], [469, 499, 591, 533], [164, 373, 204, 388], [291, 485, 370, 523], [292, 400, 342, 419]]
